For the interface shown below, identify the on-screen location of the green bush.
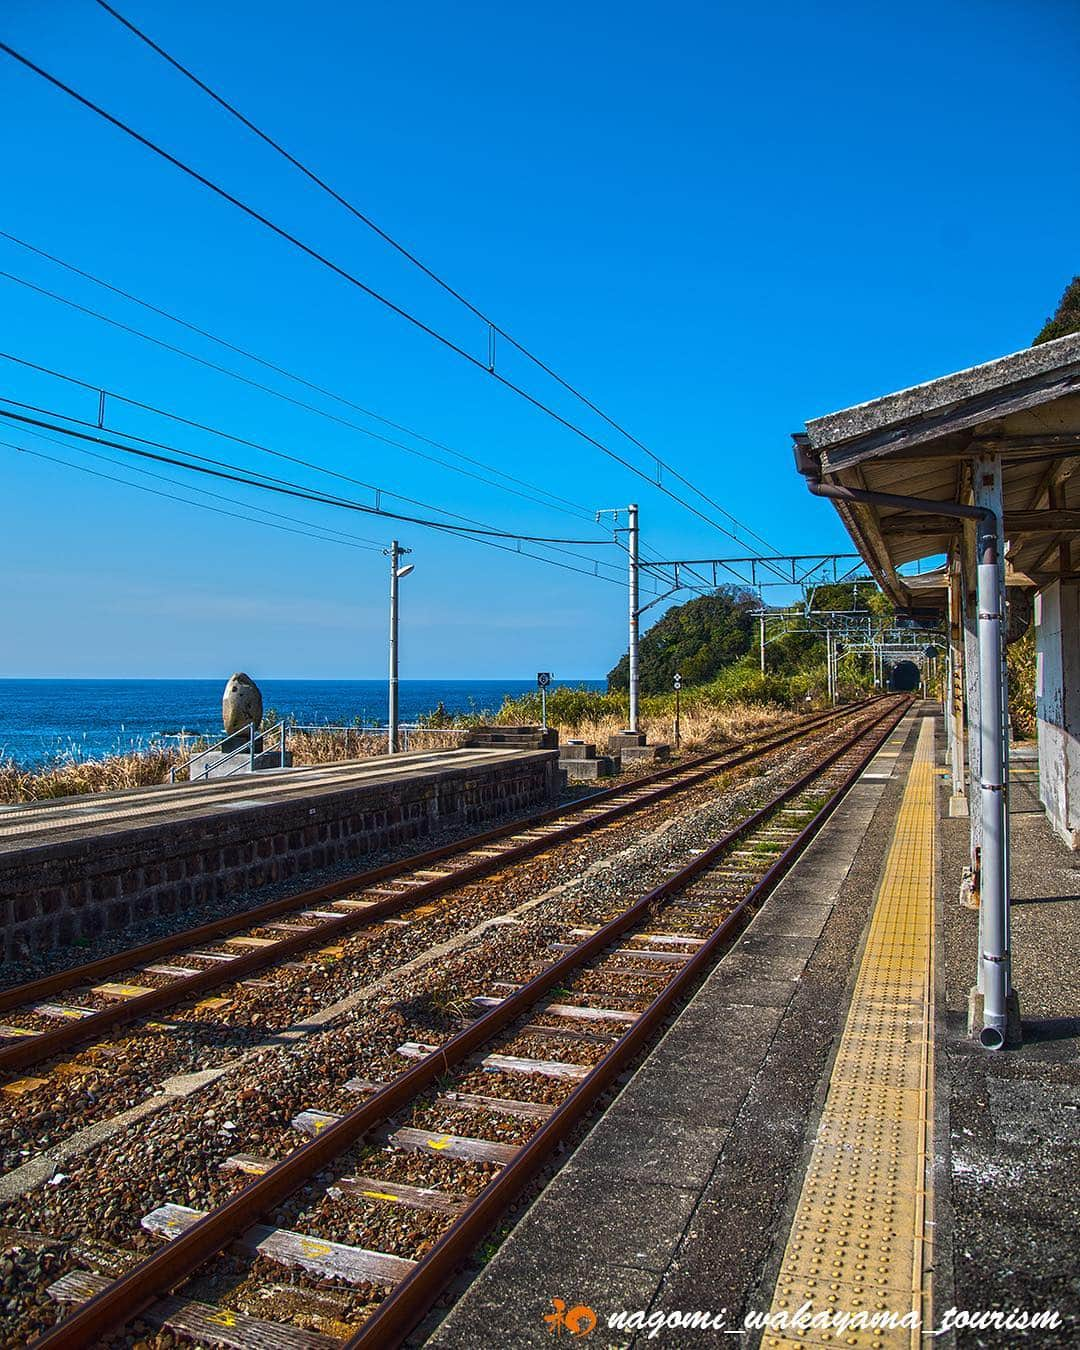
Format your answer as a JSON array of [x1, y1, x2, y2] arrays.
[[493, 685, 628, 726]]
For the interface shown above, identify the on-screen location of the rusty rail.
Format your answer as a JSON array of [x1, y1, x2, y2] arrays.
[[0, 700, 885, 1076], [30, 697, 909, 1349]]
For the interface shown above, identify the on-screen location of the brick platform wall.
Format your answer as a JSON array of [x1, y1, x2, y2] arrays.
[[0, 751, 560, 960]]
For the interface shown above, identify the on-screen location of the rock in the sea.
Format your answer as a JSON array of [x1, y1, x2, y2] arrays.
[[222, 672, 263, 733]]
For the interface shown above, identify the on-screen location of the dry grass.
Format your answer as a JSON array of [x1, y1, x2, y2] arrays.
[[552, 700, 790, 752], [0, 747, 184, 803], [0, 726, 476, 803], [0, 698, 794, 806], [283, 725, 471, 765]]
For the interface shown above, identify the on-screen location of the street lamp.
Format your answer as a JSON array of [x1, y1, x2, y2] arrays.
[[387, 540, 413, 754]]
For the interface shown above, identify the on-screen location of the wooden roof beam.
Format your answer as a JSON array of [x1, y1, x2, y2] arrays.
[[880, 509, 1080, 537]]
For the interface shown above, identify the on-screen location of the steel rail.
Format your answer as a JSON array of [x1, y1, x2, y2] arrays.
[[0, 701, 885, 1076], [347, 696, 912, 1348], [31, 697, 909, 1349]]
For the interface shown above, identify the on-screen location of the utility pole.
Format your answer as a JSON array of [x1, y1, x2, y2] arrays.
[[386, 540, 414, 753], [628, 502, 640, 733], [596, 503, 650, 736], [759, 613, 766, 675]]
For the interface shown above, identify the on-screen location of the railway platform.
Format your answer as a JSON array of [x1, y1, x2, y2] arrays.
[[0, 746, 561, 962], [428, 705, 1078, 1347]]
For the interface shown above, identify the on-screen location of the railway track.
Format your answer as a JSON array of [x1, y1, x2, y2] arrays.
[[0, 700, 883, 1084], [29, 695, 910, 1348]]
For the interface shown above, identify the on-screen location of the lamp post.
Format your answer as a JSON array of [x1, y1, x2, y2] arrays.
[[387, 540, 414, 754]]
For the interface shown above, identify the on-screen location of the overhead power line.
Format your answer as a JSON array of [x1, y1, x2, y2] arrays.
[[3, 433, 387, 552], [0, 402, 614, 543], [0, 258, 593, 526], [0, 404, 654, 589], [0, 253, 711, 595], [0, 348, 621, 566], [93, 0, 783, 559], [0, 229, 594, 523], [0, 37, 785, 564]]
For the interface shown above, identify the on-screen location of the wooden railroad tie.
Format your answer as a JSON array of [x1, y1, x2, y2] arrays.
[[142, 1203, 415, 1286]]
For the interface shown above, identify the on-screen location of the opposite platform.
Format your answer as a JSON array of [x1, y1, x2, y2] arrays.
[[0, 746, 560, 961]]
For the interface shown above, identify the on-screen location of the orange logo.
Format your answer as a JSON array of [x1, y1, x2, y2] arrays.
[[544, 1298, 597, 1336]]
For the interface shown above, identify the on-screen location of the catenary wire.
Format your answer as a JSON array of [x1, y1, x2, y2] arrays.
[[92, 0, 784, 557], [0, 407, 657, 588], [3, 437, 388, 552], [0, 39, 790, 570], [0, 349, 623, 573], [8, 421, 388, 549], [0, 266, 594, 527], [0, 230, 594, 524], [0, 402, 614, 543]]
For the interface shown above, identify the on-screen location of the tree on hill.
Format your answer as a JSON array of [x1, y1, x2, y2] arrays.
[[809, 580, 885, 613], [1034, 277, 1080, 345], [607, 587, 756, 693]]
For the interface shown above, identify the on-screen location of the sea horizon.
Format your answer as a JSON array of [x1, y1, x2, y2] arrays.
[[0, 677, 605, 768]]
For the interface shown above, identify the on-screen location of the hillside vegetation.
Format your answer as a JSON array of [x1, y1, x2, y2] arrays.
[[1034, 276, 1080, 344], [606, 589, 756, 693]]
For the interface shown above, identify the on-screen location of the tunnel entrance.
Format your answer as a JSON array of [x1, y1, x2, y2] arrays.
[[889, 660, 920, 692]]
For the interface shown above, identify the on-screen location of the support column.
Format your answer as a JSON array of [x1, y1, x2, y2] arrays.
[[1035, 580, 1080, 848], [962, 517, 982, 871], [947, 562, 968, 816], [967, 455, 1019, 1047]]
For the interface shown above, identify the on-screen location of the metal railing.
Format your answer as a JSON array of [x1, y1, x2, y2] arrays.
[[168, 721, 288, 783], [167, 722, 470, 783], [285, 724, 468, 755]]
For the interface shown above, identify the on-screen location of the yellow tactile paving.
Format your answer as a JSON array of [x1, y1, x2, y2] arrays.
[[763, 718, 935, 1350]]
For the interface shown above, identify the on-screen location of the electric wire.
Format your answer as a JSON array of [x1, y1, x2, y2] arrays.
[[3, 435, 387, 552], [0, 230, 594, 524], [0, 280, 659, 583], [0, 265, 593, 527], [92, 0, 784, 558], [0, 407, 644, 587], [0, 349, 621, 570], [10, 419, 389, 549], [0, 38, 789, 568], [0, 402, 613, 542]]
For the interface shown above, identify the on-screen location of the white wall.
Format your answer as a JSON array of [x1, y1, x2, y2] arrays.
[[1036, 581, 1080, 849]]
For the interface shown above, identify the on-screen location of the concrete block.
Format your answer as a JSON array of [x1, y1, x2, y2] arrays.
[[558, 740, 597, 760], [562, 756, 616, 781], [619, 742, 671, 765], [608, 729, 647, 751]]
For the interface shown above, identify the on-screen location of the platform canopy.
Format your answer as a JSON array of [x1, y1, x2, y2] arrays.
[[794, 331, 1080, 609]]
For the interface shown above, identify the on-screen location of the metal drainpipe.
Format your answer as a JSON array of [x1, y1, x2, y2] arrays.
[[801, 472, 1010, 1049]]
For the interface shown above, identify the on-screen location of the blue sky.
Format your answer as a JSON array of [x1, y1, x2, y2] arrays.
[[2, 0, 1077, 679]]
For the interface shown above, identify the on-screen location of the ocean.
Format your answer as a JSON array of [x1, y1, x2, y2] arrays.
[[0, 678, 604, 768]]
